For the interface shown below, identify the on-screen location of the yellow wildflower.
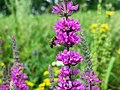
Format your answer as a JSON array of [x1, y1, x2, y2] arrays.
[[90, 24, 98, 29], [106, 11, 114, 17], [53, 67, 60, 74], [53, 67, 59, 71], [117, 48, 120, 55], [54, 78, 58, 82], [55, 70, 60, 74], [26, 80, 34, 87], [35, 87, 45, 90], [0, 79, 2, 83], [39, 82, 45, 87], [0, 61, 4, 67], [100, 29, 106, 33], [91, 29, 96, 33], [43, 71, 49, 76], [44, 78, 50, 86], [101, 24, 110, 30]]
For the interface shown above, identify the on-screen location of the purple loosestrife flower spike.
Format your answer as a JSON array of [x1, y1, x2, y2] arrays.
[[51, 0, 86, 90], [11, 35, 29, 90]]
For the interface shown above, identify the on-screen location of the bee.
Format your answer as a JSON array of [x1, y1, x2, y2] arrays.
[[50, 37, 57, 48]]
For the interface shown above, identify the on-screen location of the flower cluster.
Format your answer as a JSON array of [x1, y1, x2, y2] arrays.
[[0, 82, 10, 90], [11, 63, 29, 90], [56, 66, 86, 90], [52, 1, 78, 16], [35, 67, 59, 90], [56, 79, 86, 90], [90, 23, 110, 33], [80, 71, 102, 90], [54, 18, 81, 46], [57, 49, 83, 66], [55, 31, 80, 46], [54, 18, 81, 33]]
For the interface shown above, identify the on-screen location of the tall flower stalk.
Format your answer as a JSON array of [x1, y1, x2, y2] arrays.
[[0, 35, 29, 90], [51, 0, 86, 90], [10, 35, 29, 90], [51, 0, 102, 90]]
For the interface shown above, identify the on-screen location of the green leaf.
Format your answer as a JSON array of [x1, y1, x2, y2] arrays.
[[105, 57, 115, 90]]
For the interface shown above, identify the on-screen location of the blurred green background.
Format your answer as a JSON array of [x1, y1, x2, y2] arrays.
[[0, 0, 120, 90]]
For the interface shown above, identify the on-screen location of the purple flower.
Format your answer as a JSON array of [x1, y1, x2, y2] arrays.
[[71, 80, 86, 90], [80, 71, 102, 85], [57, 49, 83, 66], [55, 31, 80, 45], [0, 82, 10, 90], [11, 63, 29, 90], [92, 86, 100, 90], [54, 18, 81, 33], [73, 68, 80, 75], [56, 79, 86, 90], [60, 66, 72, 77], [52, 1, 78, 15], [56, 80, 72, 90]]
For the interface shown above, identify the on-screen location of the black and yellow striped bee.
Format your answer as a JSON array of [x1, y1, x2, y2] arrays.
[[50, 37, 57, 48]]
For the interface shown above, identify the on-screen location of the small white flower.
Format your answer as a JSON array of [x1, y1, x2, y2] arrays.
[[52, 62, 56, 66], [56, 61, 64, 66]]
